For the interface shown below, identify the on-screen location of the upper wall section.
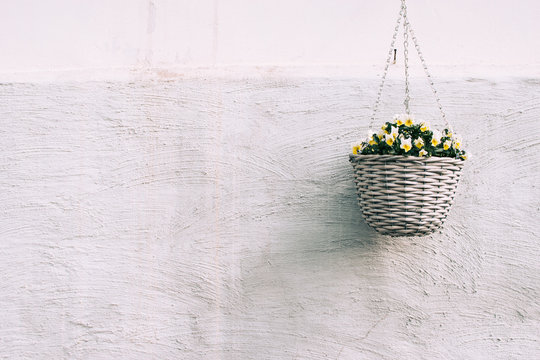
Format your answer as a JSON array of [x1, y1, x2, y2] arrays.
[[1, 0, 539, 76]]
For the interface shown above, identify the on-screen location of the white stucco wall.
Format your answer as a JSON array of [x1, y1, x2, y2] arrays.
[[1, 1, 539, 359], [1, 0, 540, 75]]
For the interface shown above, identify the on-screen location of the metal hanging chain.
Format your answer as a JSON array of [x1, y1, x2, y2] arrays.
[[402, 0, 411, 114], [369, 2, 405, 128], [369, 0, 451, 130], [406, 20, 450, 130]]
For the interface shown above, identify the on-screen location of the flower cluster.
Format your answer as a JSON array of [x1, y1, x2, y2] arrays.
[[352, 114, 467, 160]]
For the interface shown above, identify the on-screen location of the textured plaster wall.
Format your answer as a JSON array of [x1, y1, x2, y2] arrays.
[[1, 75, 539, 359], [1, 0, 540, 359]]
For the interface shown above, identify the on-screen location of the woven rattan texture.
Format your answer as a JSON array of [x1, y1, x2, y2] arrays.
[[350, 154, 464, 236]]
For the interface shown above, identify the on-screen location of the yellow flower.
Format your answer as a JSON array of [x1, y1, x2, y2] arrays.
[[385, 134, 394, 146], [414, 138, 424, 149], [367, 130, 376, 145], [378, 133, 384, 140], [381, 124, 389, 134], [390, 126, 399, 139], [443, 140, 451, 150], [460, 154, 467, 160], [431, 130, 441, 146], [419, 149, 428, 157], [400, 138, 412, 153], [394, 114, 405, 126], [453, 138, 461, 149], [405, 115, 414, 127], [420, 122, 430, 132], [352, 145, 359, 154]]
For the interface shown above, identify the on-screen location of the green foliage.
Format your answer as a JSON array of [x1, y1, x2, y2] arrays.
[[352, 115, 467, 160]]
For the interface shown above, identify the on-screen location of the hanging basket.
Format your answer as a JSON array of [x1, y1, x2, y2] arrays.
[[349, 154, 464, 236], [349, 0, 467, 236]]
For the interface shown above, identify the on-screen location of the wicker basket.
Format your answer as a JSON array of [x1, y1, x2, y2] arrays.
[[349, 154, 464, 236]]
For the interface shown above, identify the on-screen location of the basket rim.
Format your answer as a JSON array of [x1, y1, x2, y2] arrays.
[[349, 153, 465, 164]]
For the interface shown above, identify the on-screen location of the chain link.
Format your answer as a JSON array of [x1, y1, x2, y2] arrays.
[[407, 21, 450, 130], [402, 0, 410, 114], [369, 0, 451, 131]]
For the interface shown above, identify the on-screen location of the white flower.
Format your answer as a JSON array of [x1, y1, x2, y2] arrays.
[[384, 133, 395, 146], [400, 137, 412, 153], [367, 129, 377, 145], [431, 130, 442, 146], [419, 149, 428, 157], [453, 137, 461, 149], [404, 114, 414, 127], [352, 141, 365, 154], [390, 126, 399, 139], [394, 114, 407, 126], [420, 122, 430, 132], [443, 140, 452, 150], [414, 138, 424, 149]]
